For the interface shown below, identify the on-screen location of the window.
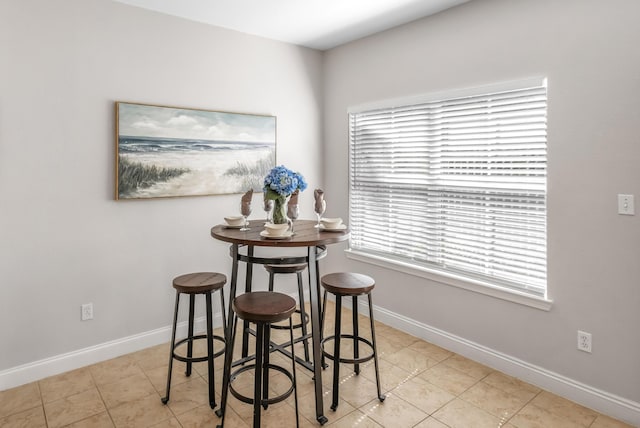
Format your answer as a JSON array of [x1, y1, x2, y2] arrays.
[[348, 78, 547, 301]]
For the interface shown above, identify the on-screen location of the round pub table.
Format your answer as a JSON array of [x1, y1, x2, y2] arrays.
[[211, 219, 349, 425]]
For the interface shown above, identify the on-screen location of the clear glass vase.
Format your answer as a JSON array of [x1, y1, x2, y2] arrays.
[[271, 196, 290, 225]]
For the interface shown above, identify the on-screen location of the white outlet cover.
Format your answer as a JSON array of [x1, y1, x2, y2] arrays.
[[81, 303, 93, 321], [577, 330, 592, 353]]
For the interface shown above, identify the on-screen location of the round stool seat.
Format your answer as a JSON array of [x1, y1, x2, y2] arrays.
[[321, 272, 375, 296], [264, 263, 307, 274], [233, 291, 296, 324], [173, 272, 226, 294]]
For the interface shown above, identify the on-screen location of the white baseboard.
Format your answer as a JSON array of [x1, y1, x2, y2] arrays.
[[2, 297, 638, 426], [0, 314, 222, 392], [321, 294, 639, 425], [360, 300, 640, 427]]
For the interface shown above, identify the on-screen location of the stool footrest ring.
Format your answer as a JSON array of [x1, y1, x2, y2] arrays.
[[270, 309, 309, 330], [321, 334, 375, 365], [172, 334, 226, 363], [229, 363, 295, 406]]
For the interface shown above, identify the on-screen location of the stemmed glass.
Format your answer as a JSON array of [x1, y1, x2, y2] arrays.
[[287, 203, 299, 235], [314, 199, 326, 228], [240, 202, 252, 231], [263, 199, 274, 223]]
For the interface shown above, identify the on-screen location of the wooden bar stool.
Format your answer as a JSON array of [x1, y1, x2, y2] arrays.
[[216, 291, 300, 428], [161, 272, 227, 409], [320, 272, 385, 411], [265, 263, 311, 362]]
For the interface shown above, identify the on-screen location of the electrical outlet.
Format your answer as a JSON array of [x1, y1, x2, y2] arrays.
[[81, 303, 93, 321], [577, 330, 592, 353]]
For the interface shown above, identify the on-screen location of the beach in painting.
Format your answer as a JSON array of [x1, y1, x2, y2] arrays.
[[118, 136, 274, 198]]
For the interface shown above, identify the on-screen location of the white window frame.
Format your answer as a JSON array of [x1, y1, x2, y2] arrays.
[[346, 77, 552, 310]]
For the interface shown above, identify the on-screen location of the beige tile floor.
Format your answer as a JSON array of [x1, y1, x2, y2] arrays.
[[0, 301, 634, 428]]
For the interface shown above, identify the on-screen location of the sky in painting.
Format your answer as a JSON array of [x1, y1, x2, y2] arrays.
[[118, 103, 275, 143]]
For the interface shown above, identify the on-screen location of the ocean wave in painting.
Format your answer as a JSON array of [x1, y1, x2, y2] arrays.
[[118, 136, 272, 154]]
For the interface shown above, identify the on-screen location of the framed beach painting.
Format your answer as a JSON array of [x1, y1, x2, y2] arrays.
[[115, 102, 276, 200]]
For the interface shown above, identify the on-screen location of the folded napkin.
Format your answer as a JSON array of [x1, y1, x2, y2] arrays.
[[314, 189, 325, 214], [241, 189, 253, 216]]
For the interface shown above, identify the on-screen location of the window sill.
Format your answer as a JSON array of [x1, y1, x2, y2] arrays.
[[344, 249, 553, 311]]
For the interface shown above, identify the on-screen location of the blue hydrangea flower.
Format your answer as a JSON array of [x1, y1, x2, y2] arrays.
[[263, 165, 307, 199]]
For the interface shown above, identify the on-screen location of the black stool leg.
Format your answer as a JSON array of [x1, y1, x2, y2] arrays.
[[331, 294, 342, 411], [352, 296, 360, 375], [368, 294, 385, 402], [289, 317, 300, 428], [321, 289, 329, 369], [297, 271, 311, 362], [219, 289, 227, 331], [261, 324, 271, 410], [253, 323, 265, 428], [206, 292, 217, 409], [161, 291, 180, 404], [216, 313, 238, 425], [186, 294, 195, 376]]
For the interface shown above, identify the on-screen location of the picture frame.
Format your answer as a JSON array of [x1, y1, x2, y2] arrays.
[[115, 102, 276, 200]]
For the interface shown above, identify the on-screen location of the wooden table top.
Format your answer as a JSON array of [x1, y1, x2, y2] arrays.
[[211, 219, 349, 247]]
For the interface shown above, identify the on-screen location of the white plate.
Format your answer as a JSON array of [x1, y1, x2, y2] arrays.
[[224, 224, 243, 229], [320, 224, 347, 232], [260, 230, 293, 239]]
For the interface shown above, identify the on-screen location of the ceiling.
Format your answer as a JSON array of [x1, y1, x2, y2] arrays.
[[112, 0, 471, 50]]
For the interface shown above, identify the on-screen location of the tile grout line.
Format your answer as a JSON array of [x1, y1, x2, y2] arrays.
[[35, 380, 50, 428], [499, 388, 543, 427], [87, 363, 117, 428]]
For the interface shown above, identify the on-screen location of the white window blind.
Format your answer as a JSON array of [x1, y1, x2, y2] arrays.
[[349, 79, 547, 297]]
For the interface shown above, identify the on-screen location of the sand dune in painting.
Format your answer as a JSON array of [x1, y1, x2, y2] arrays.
[[117, 138, 274, 198]]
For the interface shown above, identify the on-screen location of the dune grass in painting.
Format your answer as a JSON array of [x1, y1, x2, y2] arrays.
[[224, 157, 273, 191], [118, 156, 190, 197]]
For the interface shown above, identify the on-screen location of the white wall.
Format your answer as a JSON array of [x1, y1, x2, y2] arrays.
[[323, 0, 640, 415], [0, 0, 323, 372]]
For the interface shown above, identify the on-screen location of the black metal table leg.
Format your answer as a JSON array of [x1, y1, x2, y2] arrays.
[[216, 244, 240, 420], [241, 246, 254, 359], [307, 246, 327, 425]]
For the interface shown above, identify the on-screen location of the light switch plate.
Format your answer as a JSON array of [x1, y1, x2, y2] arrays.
[[618, 194, 635, 215]]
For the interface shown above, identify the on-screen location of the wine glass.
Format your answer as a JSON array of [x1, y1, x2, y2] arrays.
[[314, 200, 326, 228], [240, 202, 252, 231], [287, 203, 299, 235], [263, 199, 274, 223]]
